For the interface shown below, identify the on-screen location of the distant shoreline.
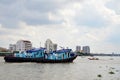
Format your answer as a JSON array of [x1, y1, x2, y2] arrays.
[[0, 52, 13, 56], [77, 53, 120, 56]]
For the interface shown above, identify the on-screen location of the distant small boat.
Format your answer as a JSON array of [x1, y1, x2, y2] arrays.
[[88, 57, 99, 60]]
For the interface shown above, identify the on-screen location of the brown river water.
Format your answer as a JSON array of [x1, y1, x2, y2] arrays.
[[0, 56, 120, 80]]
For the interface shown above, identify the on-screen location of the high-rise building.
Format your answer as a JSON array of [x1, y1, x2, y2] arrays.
[[45, 39, 57, 53], [45, 39, 53, 53], [16, 40, 32, 52], [76, 46, 81, 52], [9, 44, 16, 52], [82, 46, 90, 54]]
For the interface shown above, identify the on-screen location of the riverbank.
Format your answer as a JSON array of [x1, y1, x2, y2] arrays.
[[77, 53, 120, 56], [0, 52, 13, 56]]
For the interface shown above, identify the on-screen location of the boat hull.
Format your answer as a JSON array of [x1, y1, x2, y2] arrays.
[[36, 55, 77, 63], [4, 55, 43, 62], [4, 55, 77, 63]]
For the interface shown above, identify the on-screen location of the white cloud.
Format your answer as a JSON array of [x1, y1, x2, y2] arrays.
[[106, 0, 120, 15], [0, 0, 120, 53]]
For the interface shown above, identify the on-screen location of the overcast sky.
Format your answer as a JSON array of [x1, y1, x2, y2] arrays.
[[0, 0, 120, 53]]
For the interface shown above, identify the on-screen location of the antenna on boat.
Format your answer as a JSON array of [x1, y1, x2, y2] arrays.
[[59, 46, 64, 49], [40, 42, 41, 48]]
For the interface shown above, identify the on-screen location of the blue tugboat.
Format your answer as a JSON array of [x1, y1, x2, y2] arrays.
[[4, 48, 77, 63], [37, 49, 77, 63], [4, 48, 45, 62]]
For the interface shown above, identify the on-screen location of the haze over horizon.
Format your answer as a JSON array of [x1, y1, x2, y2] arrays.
[[0, 0, 120, 53]]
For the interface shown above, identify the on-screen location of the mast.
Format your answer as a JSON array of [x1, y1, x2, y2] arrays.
[[40, 42, 41, 48]]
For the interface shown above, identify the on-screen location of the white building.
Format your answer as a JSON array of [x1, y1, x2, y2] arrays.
[[45, 39, 57, 53], [16, 40, 32, 52], [9, 44, 16, 52], [76, 46, 81, 52], [52, 44, 57, 51], [82, 46, 90, 54]]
